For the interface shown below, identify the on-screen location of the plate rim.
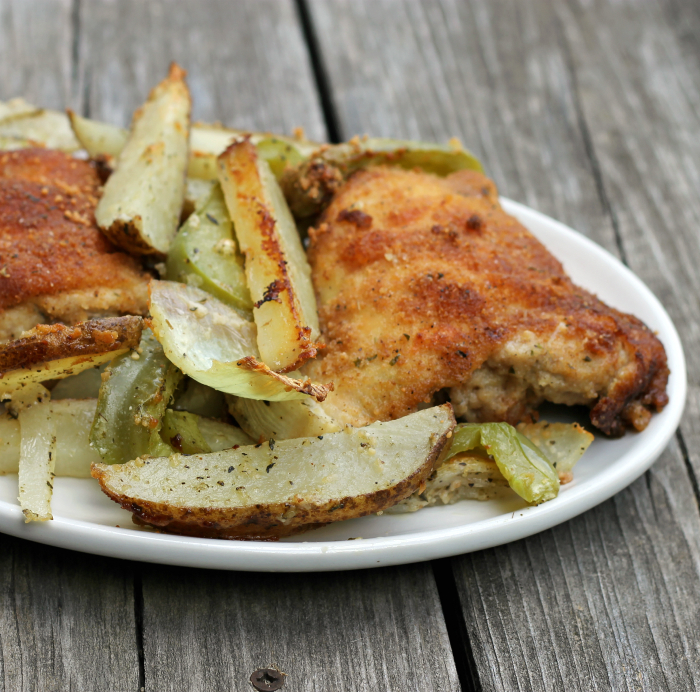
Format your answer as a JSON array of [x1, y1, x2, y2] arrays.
[[0, 198, 687, 572]]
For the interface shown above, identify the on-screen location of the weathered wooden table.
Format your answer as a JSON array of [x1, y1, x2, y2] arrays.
[[2, 1, 700, 690]]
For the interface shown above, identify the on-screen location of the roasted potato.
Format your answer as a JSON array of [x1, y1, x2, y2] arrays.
[[0, 101, 79, 152], [18, 398, 56, 521], [67, 110, 127, 163], [218, 139, 320, 372], [0, 97, 39, 121], [0, 316, 143, 395], [95, 63, 191, 255], [92, 404, 455, 539]]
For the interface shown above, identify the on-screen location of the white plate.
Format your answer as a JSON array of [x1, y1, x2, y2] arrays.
[[0, 199, 686, 572]]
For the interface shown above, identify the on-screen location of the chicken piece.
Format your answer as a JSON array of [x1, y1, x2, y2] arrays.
[[0, 148, 149, 341], [303, 166, 668, 436]]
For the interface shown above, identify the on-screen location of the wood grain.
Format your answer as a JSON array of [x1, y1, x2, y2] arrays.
[[0, 533, 140, 692], [76, 0, 327, 140], [307, 0, 700, 689], [456, 442, 700, 691], [0, 0, 76, 109], [558, 0, 700, 505], [140, 563, 459, 692]]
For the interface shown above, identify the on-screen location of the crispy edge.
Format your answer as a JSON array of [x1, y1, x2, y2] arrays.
[[0, 316, 143, 374]]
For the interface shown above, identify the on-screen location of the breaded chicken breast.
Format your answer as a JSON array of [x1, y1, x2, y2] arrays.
[[0, 148, 149, 341], [303, 166, 668, 436]]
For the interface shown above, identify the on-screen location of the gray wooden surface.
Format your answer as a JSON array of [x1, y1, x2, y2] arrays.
[[1, 0, 699, 690], [308, 0, 700, 689]]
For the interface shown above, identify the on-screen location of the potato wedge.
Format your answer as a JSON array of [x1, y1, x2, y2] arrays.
[[18, 399, 56, 521], [227, 395, 341, 441], [67, 110, 128, 161], [218, 139, 320, 372], [95, 63, 191, 255], [92, 403, 455, 539], [0, 135, 34, 151], [149, 280, 331, 402], [0, 316, 143, 395], [0, 107, 80, 152]]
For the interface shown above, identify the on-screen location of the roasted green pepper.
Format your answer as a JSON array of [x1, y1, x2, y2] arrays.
[[280, 137, 483, 218], [160, 409, 212, 454], [161, 409, 254, 453], [90, 329, 183, 464], [166, 185, 253, 317], [447, 422, 560, 504], [255, 136, 318, 179]]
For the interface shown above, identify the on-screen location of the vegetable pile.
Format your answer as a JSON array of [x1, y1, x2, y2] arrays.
[[0, 65, 594, 537]]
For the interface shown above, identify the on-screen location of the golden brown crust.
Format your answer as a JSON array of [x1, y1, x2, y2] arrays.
[[303, 166, 668, 436], [0, 148, 150, 315], [218, 138, 322, 372]]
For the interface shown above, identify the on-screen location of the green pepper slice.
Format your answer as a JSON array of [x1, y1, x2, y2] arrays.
[[255, 136, 317, 180], [447, 422, 560, 504], [160, 409, 212, 454], [166, 185, 253, 318], [90, 329, 183, 464]]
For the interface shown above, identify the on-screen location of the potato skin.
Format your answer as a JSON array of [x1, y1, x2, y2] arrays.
[[100, 217, 157, 257], [91, 409, 454, 539], [0, 316, 143, 374]]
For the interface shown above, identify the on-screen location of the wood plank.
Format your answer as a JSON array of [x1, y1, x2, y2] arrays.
[[0, 3, 140, 690], [76, 2, 460, 690], [76, 0, 327, 139], [140, 563, 459, 692], [455, 442, 700, 691], [558, 0, 700, 509], [0, 0, 76, 109], [307, 0, 700, 689], [0, 533, 140, 692]]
